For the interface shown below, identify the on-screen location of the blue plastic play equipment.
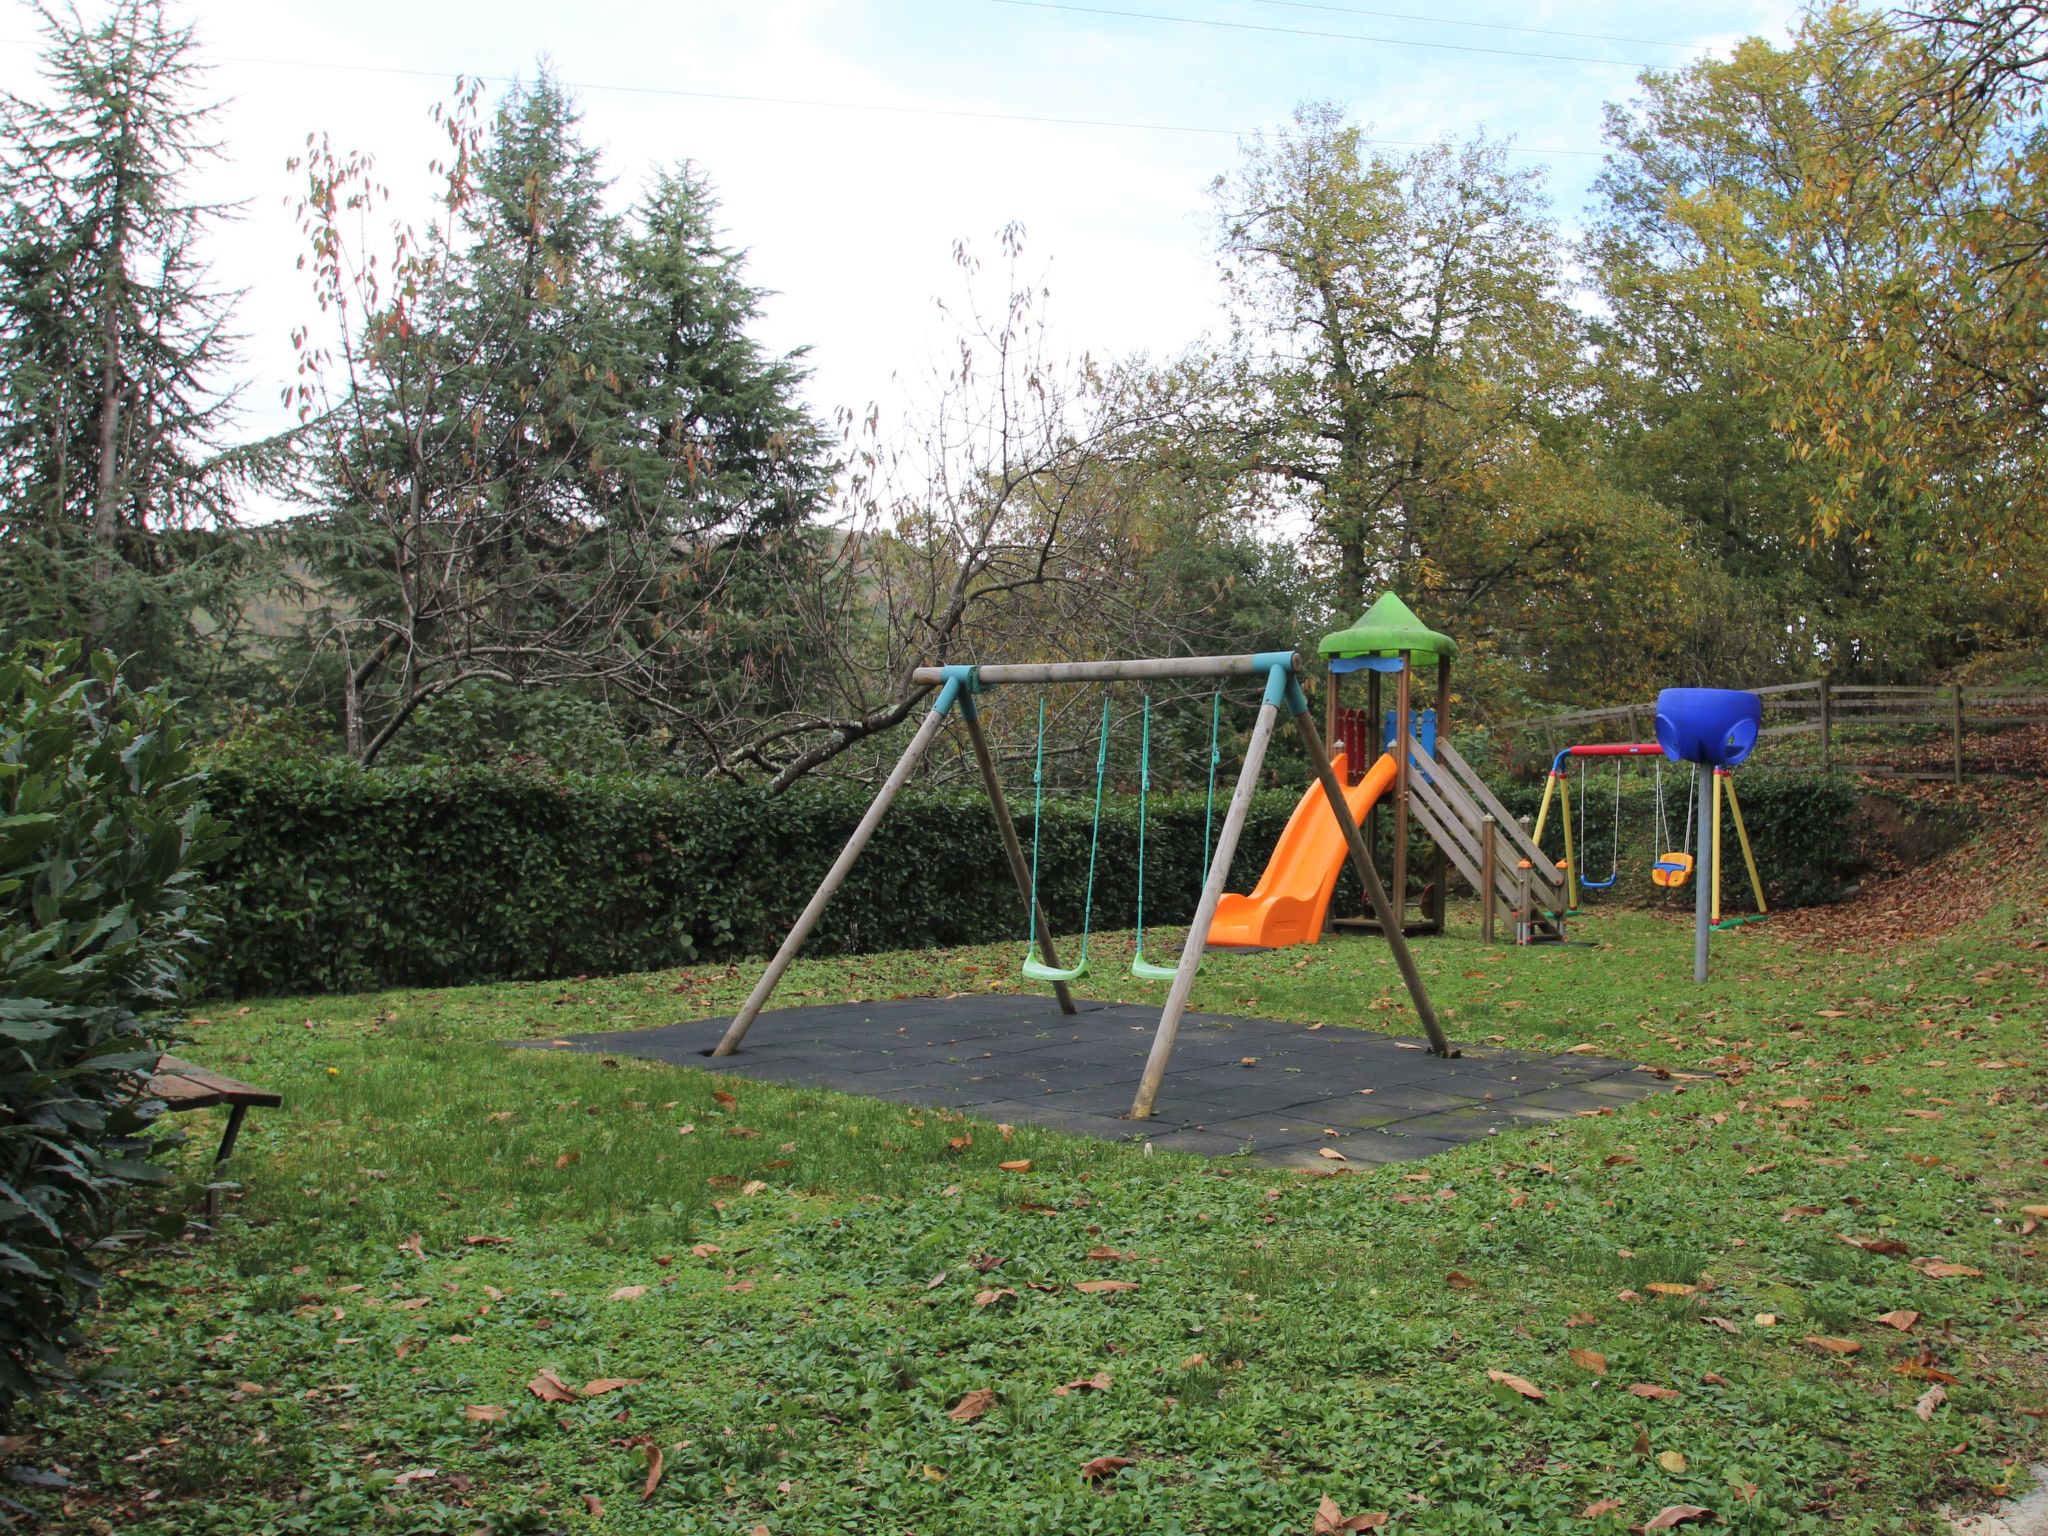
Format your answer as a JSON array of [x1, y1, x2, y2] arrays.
[[1656, 687, 1763, 982], [1655, 687, 1762, 769]]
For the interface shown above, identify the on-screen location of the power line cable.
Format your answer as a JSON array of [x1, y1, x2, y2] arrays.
[[1243, 0, 1712, 53], [984, 0, 1668, 68]]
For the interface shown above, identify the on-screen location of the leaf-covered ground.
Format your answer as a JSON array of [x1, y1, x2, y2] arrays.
[[11, 817, 2047, 1535]]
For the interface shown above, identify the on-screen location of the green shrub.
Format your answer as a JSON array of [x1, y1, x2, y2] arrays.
[[0, 647, 224, 1409], [198, 758, 1302, 996], [199, 753, 1868, 998], [1480, 768, 1867, 910]]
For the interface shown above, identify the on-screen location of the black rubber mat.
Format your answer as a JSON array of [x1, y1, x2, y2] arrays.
[[515, 993, 1672, 1168]]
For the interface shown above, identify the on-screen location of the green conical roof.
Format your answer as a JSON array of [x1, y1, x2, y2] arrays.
[[1318, 591, 1458, 663]]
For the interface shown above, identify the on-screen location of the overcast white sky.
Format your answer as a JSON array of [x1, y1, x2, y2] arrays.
[[1, 0, 1805, 490]]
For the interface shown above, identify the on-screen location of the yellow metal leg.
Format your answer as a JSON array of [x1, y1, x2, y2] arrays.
[[1558, 777, 1577, 912], [1725, 775, 1767, 915]]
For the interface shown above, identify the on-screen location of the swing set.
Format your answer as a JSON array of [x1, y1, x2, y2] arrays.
[[711, 651, 1449, 1118], [1018, 692, 1223, 985], [1530, 743, 1767, 926]]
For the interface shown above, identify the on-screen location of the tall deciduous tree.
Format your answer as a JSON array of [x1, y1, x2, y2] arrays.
[[0, 0, 268, 676], [1590, 5, 2016, 674], [1210, 106, 1581, 611], [1770, 1, 2048, 612]]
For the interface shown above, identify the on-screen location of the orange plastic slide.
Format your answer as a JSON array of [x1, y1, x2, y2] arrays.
[[1205, 750, 1396, 949]]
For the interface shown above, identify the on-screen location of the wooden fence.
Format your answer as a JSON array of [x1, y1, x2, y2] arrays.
[[1499, 680, 2048, 782]]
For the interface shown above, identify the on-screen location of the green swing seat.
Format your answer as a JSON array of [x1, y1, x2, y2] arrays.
[[1130, 692, 1221, 983], [1020, 695, 1111, 984], [1017, 691, 1222, 988]]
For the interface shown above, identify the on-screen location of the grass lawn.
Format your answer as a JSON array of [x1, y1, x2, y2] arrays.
[[13, 870, 2047, 1533]]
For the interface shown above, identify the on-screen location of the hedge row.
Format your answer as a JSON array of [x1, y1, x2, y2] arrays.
[[199, 761, 1867, 997]]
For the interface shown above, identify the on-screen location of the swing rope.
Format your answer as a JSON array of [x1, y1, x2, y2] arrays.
[[1022, 695, 1112, 983], [1577, 757, 1622, 891], [1133, 691, 1222, 981], [1651, 759, 1698, 891]]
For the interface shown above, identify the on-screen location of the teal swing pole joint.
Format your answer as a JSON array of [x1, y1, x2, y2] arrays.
[[1253, 650, 1309, 717], [931, 663, 981, 717]]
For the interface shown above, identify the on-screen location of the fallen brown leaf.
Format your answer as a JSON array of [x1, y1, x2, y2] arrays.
[[1073, 1279, 1139, 1295], [1313, 1493, 1391, 1531], [1804, 1335, 1862, 1355], [1914, 1383, 1947, 1422], [972, 1287, 1017, 1308], [463, 1404, 508, 1422], [1080, 1454, 1133, 1483], [999, 1159, 1033, 1172], [1628, 1383, 1683, 1402], [1487, 1368, 1545, 1401], [527, 1370, 576, 1405], [610, 1285, 647, 1301], [628, 1434, 664, 1500], [948, 1387, 997, 1422], [581, 1377, 638, 1397], [1054, 1371, 1113, 1396], [1875, 1308, 1920, 1332], [1581, 1498, 1622, 1519], [1568, 1348, 1607, 1375], [1643, 1506, 1710, 1530]]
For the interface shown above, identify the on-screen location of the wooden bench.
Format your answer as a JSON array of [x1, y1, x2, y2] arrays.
[[147, 1055, 282, 1223]]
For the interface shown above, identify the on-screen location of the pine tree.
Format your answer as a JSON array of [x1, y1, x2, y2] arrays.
[[0, 0, 253, 669], [296, 70, 835, 762]]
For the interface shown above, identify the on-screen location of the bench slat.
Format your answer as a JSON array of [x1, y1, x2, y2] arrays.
[[148, 1054, 284, 1110]]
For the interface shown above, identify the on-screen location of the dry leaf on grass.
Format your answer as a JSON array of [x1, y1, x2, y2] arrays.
[[1914, 1384, 1948, 1421], [610, 1285, 648, 1302], [689, 1243, 720, 1259], [628, 1434, 664, 1500], [1643, 1506, 1710, 1530], [1804, 1336, 1862, 1355], [972, 1287, 1017, 1308], [1914, 1259, 1983, 1279], [1313, 1493, 1391, 1531], [581, 1377, 638, 1397], [1054, 1371, 1113, 1396], [1581, 1497, 1622, 1518], [1487, 1369, 1545, 1401], [1568, 1348, 1607, 1375], [1628, 1383, 1683, 1402], [1655, 1450, 1689, 1475], [1084, 1245, 1136, 1262], [1876, 1309, 1919, 1332], [1318, 1147, 1348, 1161], [999, 1159, 1033, 1172], [1645, 1282, 1697, 1298], [463, 1404, 508, 1422], [1445, 1270, 1478, 1290], [948, 1388, 996, 1422], [527, 1370, 576, 1405], [1080, 1455, 1133, 1482], [712, 1090, 737, 1111], [461, 1235, 513, 1247], [1074, 1279, 1140, 1295]]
